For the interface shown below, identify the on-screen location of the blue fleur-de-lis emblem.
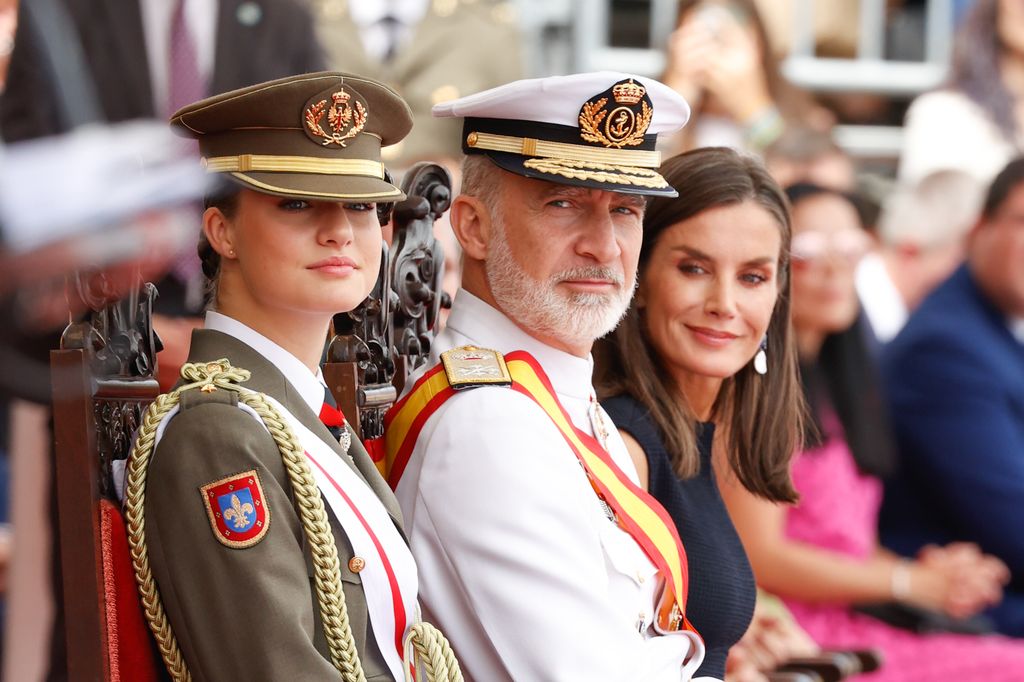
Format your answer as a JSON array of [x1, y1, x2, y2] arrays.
[[219, 492, 256, 532], [201, 470, 271, 548]]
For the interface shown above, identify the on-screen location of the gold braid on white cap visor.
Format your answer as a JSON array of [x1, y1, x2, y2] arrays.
[[465, 131, 662, 168]]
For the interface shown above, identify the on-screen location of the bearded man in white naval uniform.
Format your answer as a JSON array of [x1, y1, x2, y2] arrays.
[[386, 72, 716, 681]]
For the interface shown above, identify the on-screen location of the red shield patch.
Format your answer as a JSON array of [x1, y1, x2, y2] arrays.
[[200, 470, 270, 548]]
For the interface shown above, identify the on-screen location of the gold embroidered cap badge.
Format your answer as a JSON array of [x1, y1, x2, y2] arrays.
[[578, 78, 654, 149], [303, 86, 368, 147]]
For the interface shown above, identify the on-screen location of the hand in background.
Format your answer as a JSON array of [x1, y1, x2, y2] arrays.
[[724, 644, 770, 682], [1, 210, 191, 333], [726, 594, 820, 681], [661, 13, 719, 109], [0, 523, 10, 595], [914, 543, 1008, 618], [699, 8, 774, 123]]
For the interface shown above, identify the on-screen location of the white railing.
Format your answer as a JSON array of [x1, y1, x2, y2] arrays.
[[512, 0, 959, 159], [785, 0, 953, 95]]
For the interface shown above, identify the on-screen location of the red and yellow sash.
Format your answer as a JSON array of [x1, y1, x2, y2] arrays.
[[382, 349, 697, 634]]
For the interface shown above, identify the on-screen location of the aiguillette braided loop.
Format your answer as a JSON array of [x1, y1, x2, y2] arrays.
[[126, 358, 463, 682], [124, 359, 365, 682]]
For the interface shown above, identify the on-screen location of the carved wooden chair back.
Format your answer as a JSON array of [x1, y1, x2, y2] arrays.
[[325, 162, 452, 459], [50, 279, 164, 681]]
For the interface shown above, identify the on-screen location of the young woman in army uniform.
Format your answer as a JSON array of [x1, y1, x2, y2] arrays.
[[124, 72, 458, 682]]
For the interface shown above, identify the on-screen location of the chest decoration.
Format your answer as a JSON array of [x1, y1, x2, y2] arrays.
[[200, 470, 271, 548]]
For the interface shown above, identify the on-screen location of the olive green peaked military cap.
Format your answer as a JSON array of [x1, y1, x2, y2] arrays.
[[171, 72, 413, 201]]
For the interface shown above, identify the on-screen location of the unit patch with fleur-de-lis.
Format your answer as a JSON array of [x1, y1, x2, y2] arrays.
[[200, 470, 271, 548]]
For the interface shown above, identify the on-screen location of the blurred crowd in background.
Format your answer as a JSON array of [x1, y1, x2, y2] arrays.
[[1, 0, 1023, 680]]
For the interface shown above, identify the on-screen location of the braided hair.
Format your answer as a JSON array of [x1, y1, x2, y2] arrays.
[[198, 187, 240, 307]]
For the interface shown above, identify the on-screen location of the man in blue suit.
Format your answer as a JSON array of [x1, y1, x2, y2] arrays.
[[881, 157, 1024, 636]]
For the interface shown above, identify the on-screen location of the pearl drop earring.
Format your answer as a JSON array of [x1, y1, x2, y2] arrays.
[[754, 335, 768, 375]]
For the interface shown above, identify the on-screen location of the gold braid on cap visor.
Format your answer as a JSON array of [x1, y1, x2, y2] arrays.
[[203, 154, 385, 178], [522, 158, 669, 189], [465, 131, 662, 168]]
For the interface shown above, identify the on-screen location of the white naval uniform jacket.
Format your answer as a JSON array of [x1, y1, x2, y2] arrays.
[[394, 291, 710, 681]]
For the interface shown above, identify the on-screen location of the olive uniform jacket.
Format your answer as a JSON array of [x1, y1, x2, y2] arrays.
[[145, 328, 401, 681]]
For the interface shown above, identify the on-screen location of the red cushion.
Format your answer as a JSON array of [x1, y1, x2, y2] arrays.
[[99, 498, 163, 682]]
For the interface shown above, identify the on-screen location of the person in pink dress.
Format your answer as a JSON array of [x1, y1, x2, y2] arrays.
[[720, 182, 1024, 680]]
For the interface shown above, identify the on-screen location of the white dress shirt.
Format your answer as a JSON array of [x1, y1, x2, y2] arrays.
[[899, 89, 1021, 187], [203, 311, 328, 412], [394, 290, 708, 681], [1010, 318, 1024, 345], [140, 0, 218, 116], [347, 0, 429, 62], [856, 252, 908, 344]]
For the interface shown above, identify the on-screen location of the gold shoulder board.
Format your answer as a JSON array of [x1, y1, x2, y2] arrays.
[[440, 346, 512, 391]]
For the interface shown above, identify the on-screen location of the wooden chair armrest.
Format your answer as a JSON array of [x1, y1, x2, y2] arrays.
[[775, 647, 885, 681], [775, 652, 853, 682], [824, 648, 883, 674], [766, 672, 824, 682]]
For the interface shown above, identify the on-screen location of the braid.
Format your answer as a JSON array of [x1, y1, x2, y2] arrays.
[[199, 188, 240, 308], [197, 234, 220, 280]]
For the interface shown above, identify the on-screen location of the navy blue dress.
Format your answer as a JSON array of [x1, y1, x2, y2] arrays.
[[603, 394, 756, 680]]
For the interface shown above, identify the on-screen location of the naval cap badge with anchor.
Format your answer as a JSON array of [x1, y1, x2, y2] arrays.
[[578, 78, 653, 149]]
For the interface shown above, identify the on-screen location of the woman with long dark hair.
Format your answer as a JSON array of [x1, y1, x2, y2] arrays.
[[595, 147, 809, 680], [723, 182, 1024, 680], [901, 0, 1024, 185], [660, 0, 831, 155]]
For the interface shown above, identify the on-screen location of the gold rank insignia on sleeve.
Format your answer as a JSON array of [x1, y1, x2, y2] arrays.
[[440, 346, 512, 391]]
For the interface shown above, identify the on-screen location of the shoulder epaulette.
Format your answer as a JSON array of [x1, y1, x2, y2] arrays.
[[439, 345, 512, 391], [177, 383, 240, 411]]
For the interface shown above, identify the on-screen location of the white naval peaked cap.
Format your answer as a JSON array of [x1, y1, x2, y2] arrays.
[[432, 71, 690, 133], [432, 71, 690, 197]]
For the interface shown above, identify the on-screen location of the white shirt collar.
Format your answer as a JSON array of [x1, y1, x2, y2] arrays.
[[1010, 318, 1024, 345], [444, 290, 596, 401], [855, 252, 908, 344], [204, 311, 327, 415], [347, 0, 429, 27]]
